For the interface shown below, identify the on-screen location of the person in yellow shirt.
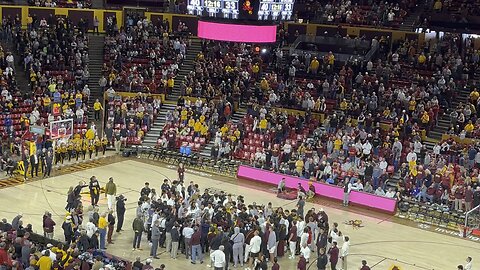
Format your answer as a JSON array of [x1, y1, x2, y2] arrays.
[[194, 120, 202, 136], [200, 124, 209, 137], [295, 158, 304, 176], [259, 118, 268, 133], [433, 0, 442, 11], [408, 99, 416, 112], [93, 99, 103, 121], [417, 53, 426, 65], [98, 212, 108, 250], [260, 78, 269, 91], [167, 77, 174, 93], [470, 88, 479, 103], [334, 137, 342, 154], [36, 251, 53, 270], [43, 95, 51, 108], [309, 57, 320, 74], [220, 124, 229, 135], [188, 117, 195, 128], [94, 137, 102, 156], [252, 63, 260, 79], [340, 99, 348, 111], [421, 111, 430, 128], [181, 109, 188, 124], [199, 114, 206, 123], [327, 51, 335, 65], [464, 120, 475, 135]]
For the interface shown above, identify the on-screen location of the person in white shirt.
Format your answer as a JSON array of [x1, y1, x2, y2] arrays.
[[248, 230, 262, 270], [406, 150, 417, 163], [464, 256, 473, 270], [385, 188, 396, 198], [341, 236, 350, 270], [182, 224, 194, 259], [210, 245, 226, 270], [300, 243, 311, 263]]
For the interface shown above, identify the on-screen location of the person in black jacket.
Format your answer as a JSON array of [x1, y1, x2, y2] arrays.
[[116, 195, 126, 232], [62, 217, 74, 245], [89, 176, 100, 206], [29, 152, 39, 178], [221, 235, 232, 270], [77, 230, 90, 252], [317, 247, 328, 270], [44, 151, 53, 178], [90, 230, 100, 250], [316, 228, 328, 256]]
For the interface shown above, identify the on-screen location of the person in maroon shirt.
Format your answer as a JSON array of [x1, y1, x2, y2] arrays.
[[328, 241, 339, 270], [288, 221, 297, 259], [297, 253, 306, 270], [360, 260, 371, 270], [272, 257, 280, 270], [465, 185, 474, 211], [190, 226, 203, 264]]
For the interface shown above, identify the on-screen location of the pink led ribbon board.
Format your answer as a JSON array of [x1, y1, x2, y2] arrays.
[[198, 21, 277, 43]]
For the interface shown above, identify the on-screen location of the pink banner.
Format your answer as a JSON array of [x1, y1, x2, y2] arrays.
[[237, 166, 397, 214], [198, 21, 277, 43]]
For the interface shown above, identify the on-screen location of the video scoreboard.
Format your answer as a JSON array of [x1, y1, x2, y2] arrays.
[[187, 0, 294, 20]]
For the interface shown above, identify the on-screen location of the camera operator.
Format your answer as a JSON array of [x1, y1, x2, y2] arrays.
[[116, 195, 126, 232]]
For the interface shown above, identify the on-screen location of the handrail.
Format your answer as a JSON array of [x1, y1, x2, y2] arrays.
[[464, 204, 480, 237]]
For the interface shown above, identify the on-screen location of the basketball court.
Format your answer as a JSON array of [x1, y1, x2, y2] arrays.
[[0, 158, 477, 269]]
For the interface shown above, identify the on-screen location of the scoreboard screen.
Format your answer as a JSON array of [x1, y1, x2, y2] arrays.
[[187, 0, 294, 20]]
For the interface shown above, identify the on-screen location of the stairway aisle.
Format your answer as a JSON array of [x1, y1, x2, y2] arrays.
[[168, 37, 203, 101], [198, 110, 247, 157], [143, 103, 177, 147], [141, 37, 203, 147], [2, 41, 30, 94], [428, 86, 470, 140], [87, 34, 106, 137]]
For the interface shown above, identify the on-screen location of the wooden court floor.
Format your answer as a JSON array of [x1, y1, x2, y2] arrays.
[[0, 158, 477, 270]]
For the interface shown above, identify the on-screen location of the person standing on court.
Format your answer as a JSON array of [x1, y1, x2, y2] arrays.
[[150, 220, 161, 259], [97, 212, 108, 250], [288, 220, 297, 259], [191, 225, 203, 264], [170, 223, 180, 259], [107, 209, 115, 244], [105, 177, 117, 210], [132, 215, 144, 250], [328, 241, 339, 270], [89, 176, 101, 206], [210, 245, 226, 270], [248, 230, 262, 270], [22, 149, 29, 181], [29, 151, 39, 178], [231, 226, 245, 268], [297, 196, 305, 219], [317, 247, 328, 270], [44, 151, 53, 178], [360, 260, 370, 270], [116, 195, 126, 232], [341, 236, 350, 270]]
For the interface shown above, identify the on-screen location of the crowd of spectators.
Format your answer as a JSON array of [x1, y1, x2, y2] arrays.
[[103, 14, 187, 94], [155, 97, 234, 153], [105, 93, 162, 146], [163, 28, 480, 214]]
